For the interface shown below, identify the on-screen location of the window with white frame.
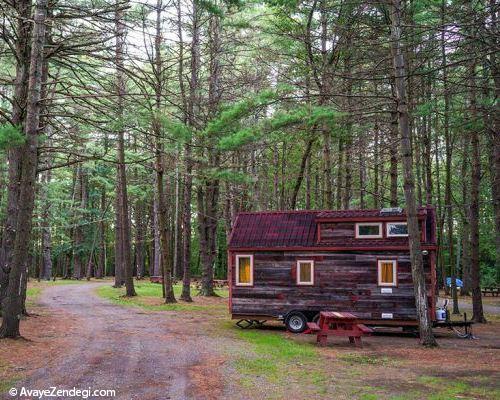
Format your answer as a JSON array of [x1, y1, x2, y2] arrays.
[[297, 260, 314, 285], [378, 259, 397, 286], [355, 222, 383, 238], [236, 255, 253, 286], [386, 222, 408, 237]]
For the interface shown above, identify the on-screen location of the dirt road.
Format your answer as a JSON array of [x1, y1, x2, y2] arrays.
[[439, 297, 500, 316], [14, 283, 223, 400]]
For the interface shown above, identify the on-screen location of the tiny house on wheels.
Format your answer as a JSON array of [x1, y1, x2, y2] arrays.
[[227, 207, 437, 333]]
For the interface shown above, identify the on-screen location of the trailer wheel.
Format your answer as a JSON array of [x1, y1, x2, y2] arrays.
[[285, 312, 308, 333]]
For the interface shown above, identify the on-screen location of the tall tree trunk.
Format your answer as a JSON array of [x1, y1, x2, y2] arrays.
[[197, 179, 220, 296], [73, 165, 85, 280], [390, 0, 437, 346], [423, 71, 433, 206], [156, 152, 176, 302], [180, 0, 199, 302], [96, 189, 106, 279], [197, 10, 223, 297], [468, 61, 486, 323], [319, 0, 333, 209], [135, 199, 145, 279], [173, 157, 182, 279], [359, 130, 366, 209], [460, 144, 471, 297], [373, 123, 380, 208], [290, 138, 314, 209], [152, 188, 161, 276], [306, 152, 312, 209], [0, 0, 48, 338], [273, 144, 279, 208], [114, 176, 123, 286], [115, 1, 135, 296], [152, 0, 175, 303], [336, 139, 343, 209], [0, 0, 32, 311], [487, 0, 500, 287], [440, 0, 458, 313], [389, 77, 399, 207], [40, 167, 52, 280], [180, 143, 193, 302]]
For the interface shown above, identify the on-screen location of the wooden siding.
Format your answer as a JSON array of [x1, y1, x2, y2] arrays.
[[230, 251, 434, 322], [319, 223, 355, 240], [318, 220, 425, 245]]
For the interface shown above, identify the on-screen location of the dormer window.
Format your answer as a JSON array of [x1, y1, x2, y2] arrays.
[[387, 222, 408, 237], [355, 223, 382, 238]]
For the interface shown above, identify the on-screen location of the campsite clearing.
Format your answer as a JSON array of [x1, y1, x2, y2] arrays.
[[0, 280, 498, 400]]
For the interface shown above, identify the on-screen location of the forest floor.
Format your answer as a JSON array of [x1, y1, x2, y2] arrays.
[[0, 280, 498, 400]]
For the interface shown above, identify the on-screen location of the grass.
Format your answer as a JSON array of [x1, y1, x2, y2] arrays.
[[26, 287, 42, 300], [96, 281, 228, 312], [0, 376, 19, 394], [0, 360, 21, 394], [417, 375, 500, 400], [352, 375, 500, 400], [232, 328, 330, 397], [338, 353, 395, 366], [229, 329, 499, 400], [25, 286, 42, 307]]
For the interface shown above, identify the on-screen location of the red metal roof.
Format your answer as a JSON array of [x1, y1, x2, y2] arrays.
[[229, 210, 319, 248], [228, 208, 434, 250]]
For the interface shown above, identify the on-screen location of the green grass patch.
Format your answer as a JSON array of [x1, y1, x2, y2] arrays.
[[26, 287, 42, 299], [236, 329, 317, 360], [0, 360, 20, 394], [338, 353, 395, 366], [25, 286, 42, 307], [416, 375, 500, 400], [233, 328, 329, 396], [0, 376, 20, 395], [359, 394, 379, 400], [345, 373, 500, 400], [96, 282, 227, 312]]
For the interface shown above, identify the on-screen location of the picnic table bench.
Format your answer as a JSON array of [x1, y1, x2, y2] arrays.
[[305, 311, 373, 347], [481, 287, 499, 297]]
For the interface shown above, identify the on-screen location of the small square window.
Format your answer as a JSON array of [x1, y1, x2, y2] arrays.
[[387, 222, 408, 237], [378, 260, 397, 287], [236, 255, 253, 286], [355, 223, 383, 238], [297, 260, 314, 285]]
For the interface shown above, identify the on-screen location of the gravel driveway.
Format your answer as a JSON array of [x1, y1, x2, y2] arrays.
[[13, 283, 223, 400]]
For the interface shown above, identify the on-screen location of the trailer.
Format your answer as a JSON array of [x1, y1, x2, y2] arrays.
[[227, 207, 438, 332]]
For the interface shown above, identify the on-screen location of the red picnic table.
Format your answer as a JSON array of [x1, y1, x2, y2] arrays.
[[306, 311, 373, 347]]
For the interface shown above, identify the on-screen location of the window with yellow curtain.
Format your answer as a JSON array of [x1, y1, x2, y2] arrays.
[[236, 255, 253, 286], [378, 260, 396, 286], [297, 261, 314, 285]]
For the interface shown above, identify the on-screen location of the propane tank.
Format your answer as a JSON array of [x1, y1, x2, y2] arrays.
[[436, 308, 447, 321]]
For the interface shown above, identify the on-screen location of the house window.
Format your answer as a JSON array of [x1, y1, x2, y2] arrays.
[[387, 222, 408, 237], [378, 260, 397, 287], [355, 223, 383, 238], [236, 255, 253, 286], [297, 260, 314, 285]]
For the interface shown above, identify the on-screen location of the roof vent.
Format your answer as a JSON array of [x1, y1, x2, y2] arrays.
[[380, 207, 403, 215]]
